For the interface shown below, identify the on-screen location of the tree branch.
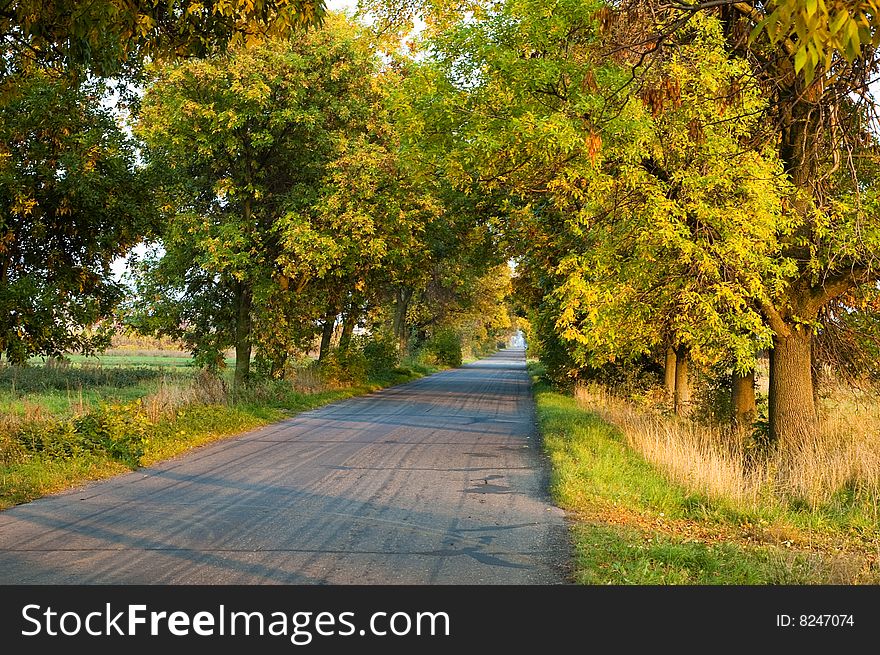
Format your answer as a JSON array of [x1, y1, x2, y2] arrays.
[[760, 298, 792, 338], [808, 266, 875, 314]]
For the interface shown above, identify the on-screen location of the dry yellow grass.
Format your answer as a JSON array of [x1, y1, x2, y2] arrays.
[[575, 383, 880, 511], [141, 370, 230, 422]]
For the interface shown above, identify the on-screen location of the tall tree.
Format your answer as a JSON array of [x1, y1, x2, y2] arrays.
[[0, 0, 326, 365], [654, 1, 880, 439], [396, 0, 880, 442], [134, 15, 381, 388]]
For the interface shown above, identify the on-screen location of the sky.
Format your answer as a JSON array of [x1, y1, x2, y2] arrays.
[[326, 0, 358, 13]]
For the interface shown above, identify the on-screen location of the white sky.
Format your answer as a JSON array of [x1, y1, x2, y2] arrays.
[[326, 0, 357, 13]]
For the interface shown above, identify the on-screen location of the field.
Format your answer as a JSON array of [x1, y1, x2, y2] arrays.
[[530, 363, 880, 585]]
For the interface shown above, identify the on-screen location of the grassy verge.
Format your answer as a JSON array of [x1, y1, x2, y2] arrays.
[[0, 364, 432, 511], [530, 363, 880, 584]]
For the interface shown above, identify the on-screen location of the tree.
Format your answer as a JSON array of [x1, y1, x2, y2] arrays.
[[0, 71, 156, 362], [397, 3, 787, 409], [0, 0, 327, 365], [134, 15, 382, 388], [396, 0, 880, 442], [654, 1, 880, 440]]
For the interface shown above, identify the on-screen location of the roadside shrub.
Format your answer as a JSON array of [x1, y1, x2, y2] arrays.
[[318, 347, 368, 386], [424, 328, 463, 367], [361, 332, 400, 375], [0, 427, 28, 465], [73, 402, 151, 467], [0, 401, 151, 468], [190, 369, 229, 405]]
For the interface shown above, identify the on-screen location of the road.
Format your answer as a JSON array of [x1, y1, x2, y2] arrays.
[[0, 348, 569, 584]]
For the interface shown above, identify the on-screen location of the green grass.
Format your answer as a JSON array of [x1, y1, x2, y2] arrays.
[[0, 363, 181, 417], [529, 363, 878, 584], [30, 351, 210, 368], [570, 524, 824, 585]]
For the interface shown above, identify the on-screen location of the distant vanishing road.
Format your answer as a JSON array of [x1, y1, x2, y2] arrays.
[[0, 348, 569, 584]]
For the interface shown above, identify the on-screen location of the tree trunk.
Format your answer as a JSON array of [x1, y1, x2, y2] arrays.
[[664, 346, 677, 401], [233, 193, 255, 392], [674, 345, 690, 417], [731, 369, 756, 428], [810, 339, 821, 409], [269, 353, 288, 380], [339, 308, 358, 350], [765, 86, 819, 443], [318, 309, 336, 362], [768, 327, 817, 442], [392, 288, 413, 354], [233, 281, 253, 392]]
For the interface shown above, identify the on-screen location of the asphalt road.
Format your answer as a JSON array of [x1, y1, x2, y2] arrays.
[[0, 348, 569, 584]]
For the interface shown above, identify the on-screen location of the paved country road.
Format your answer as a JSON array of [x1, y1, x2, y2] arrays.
[[0, 348, 569, 584]]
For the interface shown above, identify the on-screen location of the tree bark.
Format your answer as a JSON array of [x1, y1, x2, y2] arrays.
[[339, 308, 359, 350], [765, 85, 820, 443], [233, 280, 253, 392], [768, 327, 817, 442], [810, 339, 821, 409], [674, 345, 690, 417], [232, 192, 255, 392], [318, 309, 336, 362], [392, 287, 413, 354], [731, 369, 756, 428], [664, 346, 677, 401]]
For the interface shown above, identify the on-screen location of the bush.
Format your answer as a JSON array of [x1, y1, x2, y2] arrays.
[[424, 328, 463, 367], [361, 332, 400, 375], [2, 401, 151, 468], [73, 402, 151, 467], [318, 347, 368, 386]]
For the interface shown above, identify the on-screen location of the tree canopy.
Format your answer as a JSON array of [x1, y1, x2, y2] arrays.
[[1, 0, 326, 77], [0, 71, 156, 362]]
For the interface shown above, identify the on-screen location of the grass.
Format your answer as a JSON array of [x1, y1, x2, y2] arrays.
[[0, 361, 179, 417], [529, 363, 880, 584], [0, 355, 437, 511], [574, 384, 880, 533]]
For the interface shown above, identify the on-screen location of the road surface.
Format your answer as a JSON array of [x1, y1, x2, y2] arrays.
[[0, 348, 569, 584]]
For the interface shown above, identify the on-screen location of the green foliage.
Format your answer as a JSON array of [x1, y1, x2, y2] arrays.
[[361, 332, 401, 374], [0, 70, 156, 362], [316, 332, 405, 385], [72, 403, 150, 467], [752, 0, 880, 82], [0, 0, 326, 78], [406, 0, 880, 447], [317, 348, 369, 386], [6, 401, 150, 468], [130, 15, 383, 383], [423, 327, 463, 367], [406, 3, 794, 384]]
